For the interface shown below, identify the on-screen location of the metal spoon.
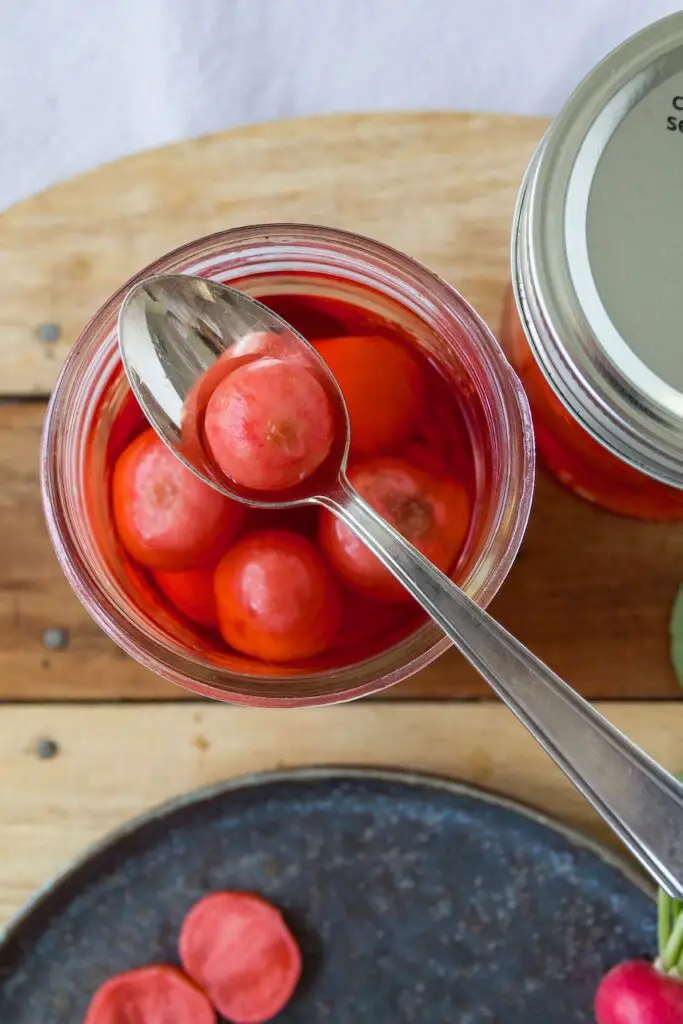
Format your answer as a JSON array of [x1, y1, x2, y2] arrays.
[[119, 273, 683, 896]]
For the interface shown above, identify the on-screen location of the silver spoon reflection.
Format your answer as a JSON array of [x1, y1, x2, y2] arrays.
[[119, 273, 683, 896]]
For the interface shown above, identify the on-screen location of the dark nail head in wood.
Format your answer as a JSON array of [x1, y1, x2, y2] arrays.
[[36, 323, 62, 342], [42, 627, 69, 650], [36, 738, 59, 759]]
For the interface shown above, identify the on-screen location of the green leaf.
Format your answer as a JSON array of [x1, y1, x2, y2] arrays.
[[670, 585, 683, 688]]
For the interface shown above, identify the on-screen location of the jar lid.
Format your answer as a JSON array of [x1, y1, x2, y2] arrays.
[[513, 12, 683, 488]]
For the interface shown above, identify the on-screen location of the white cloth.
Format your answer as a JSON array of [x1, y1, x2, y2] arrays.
[[0, 0, 680, 210]]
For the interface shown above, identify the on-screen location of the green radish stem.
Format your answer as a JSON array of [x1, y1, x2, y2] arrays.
[[663, 901, 683, 969], [658, 890, 683, 972], [656, 770, 683, 973], [659, 889, 673, 955]]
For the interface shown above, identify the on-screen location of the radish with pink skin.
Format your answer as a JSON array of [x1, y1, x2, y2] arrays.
[[204, 357, 335, 491], [595, 960, 683, 1023], [595, 771, 683, 1022]]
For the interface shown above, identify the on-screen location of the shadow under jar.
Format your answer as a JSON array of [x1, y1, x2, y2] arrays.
[[41, 224, 534, 706], [502, 12, 683, 522]]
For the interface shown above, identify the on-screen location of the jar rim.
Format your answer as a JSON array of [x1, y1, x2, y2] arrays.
[[512, 13, 683, 490], [42, 223, 534, 706]]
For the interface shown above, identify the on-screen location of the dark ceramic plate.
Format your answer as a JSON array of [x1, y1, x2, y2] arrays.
[[0, 767, 655, 1023]]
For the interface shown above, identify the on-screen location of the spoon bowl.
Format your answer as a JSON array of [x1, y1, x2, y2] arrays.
[[119, 274, 351, 508], [119, 272, 683, 898]]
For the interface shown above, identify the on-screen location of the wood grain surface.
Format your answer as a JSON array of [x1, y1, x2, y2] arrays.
[[2, 700, 678, 925], [0, 111, 544, 396], [0, 110, 680, 701]]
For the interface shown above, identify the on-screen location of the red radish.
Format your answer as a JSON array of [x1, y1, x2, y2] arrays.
[[153, 566, 219, 628], [204, 357, 334, 491], [214, 529, 342, 661], [320, 457, 470, 602], [595, 960, 683, 1023], [179, 891, 302, 1024], [315, 334, 426, 455], [180, 338, 310, 470], [595, 802, 683, 1024], [84, 964, 216, 1024], [112, 429, 244, 571]]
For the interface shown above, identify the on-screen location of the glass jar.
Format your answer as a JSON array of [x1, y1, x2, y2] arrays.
[[41, 224, 534, 706], [503, 12, 683, 521]]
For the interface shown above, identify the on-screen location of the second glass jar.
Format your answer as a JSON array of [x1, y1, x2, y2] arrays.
[[503, 13, 683, 521]]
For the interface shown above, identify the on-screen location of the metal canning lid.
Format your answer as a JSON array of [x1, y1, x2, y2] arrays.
[[512, 12, 683, 489]]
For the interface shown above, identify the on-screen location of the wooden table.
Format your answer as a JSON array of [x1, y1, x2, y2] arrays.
[[1, 111, 681, 927]]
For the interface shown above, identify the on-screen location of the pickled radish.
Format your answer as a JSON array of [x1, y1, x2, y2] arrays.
[[179, 891, 302, 1024], [315, 335, 426, 456], [214, 530, 342, 661], [84, 965, 215, 1024], [154, 566, 219, 628], [320, 457, 470, 602], [112, 429, 244, 571], [204, 358, 334, 491]]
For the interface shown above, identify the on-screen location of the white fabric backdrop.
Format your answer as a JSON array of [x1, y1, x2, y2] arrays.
[[0, 0, 680, 210]]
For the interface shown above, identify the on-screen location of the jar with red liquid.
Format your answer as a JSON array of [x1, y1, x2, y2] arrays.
[[41, 224, 533, 706], [503, 13, 683, 521]]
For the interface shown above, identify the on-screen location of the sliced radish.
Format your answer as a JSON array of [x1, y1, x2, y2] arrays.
[[84, 964, 216, 1024], [179, 891, 302, 1023]]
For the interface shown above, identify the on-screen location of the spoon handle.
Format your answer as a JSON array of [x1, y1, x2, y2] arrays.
[[320, 485, 683, 896]]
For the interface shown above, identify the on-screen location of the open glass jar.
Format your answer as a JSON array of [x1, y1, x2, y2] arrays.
[[41, 224, 534, 706], [503, 12, 683, 521]]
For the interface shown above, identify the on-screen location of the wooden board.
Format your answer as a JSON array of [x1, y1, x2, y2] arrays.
[[1, 700, 677, 925], [0, 111, 545, 396], [0, 110, 680, 701]]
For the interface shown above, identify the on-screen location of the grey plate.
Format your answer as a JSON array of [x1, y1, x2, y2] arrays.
[[0, 767, 655, 1023]]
